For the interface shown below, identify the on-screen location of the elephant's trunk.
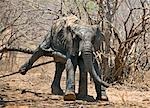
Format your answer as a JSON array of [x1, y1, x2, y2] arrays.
[[82, 42, 109, 88]]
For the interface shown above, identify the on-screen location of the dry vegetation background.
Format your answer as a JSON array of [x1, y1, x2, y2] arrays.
[[0, 0, 150, 108]]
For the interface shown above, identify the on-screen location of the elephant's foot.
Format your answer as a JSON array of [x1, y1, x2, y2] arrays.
[[100, 95, 108, 101], [77, 94, 95, 102], [51, 86, 64, 95], [64, 91, 76, 101], [76, 93, 87, 100], [96, 93, 108, 101]]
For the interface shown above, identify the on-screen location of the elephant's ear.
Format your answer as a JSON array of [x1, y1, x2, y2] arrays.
[[93, 26, 104, 51], [69, 24, 83, 38], [66, 25, 81, 56]]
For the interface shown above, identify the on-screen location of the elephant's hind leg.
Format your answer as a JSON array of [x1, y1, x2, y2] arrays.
[[93, 59, 108, 101], [51, 62, 65, 95]]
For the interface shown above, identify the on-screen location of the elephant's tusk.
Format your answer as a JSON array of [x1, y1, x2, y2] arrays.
[[78, 51, 81, 56]]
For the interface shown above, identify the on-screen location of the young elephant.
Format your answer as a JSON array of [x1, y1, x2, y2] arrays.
[[19, 15, 109, 101]]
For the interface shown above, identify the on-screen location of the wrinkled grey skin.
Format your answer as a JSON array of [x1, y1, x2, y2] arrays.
[[19, 17, 109, 101]]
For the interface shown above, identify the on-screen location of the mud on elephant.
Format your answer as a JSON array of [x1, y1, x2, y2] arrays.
[[19, 15, 109, 101]]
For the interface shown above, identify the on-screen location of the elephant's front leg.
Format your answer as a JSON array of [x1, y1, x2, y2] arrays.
[[64, 57, 76, 101], [78, 57, 88, 98], [93, 59, 108, 101]]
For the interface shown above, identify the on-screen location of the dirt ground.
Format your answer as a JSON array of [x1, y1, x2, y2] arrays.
[[0, 57, 150, 108]]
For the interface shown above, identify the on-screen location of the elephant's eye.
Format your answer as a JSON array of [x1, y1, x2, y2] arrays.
[[76, 35, 82, 40], [91, 36, 95, 44]]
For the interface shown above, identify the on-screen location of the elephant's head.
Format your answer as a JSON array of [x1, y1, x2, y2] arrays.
[[68, 24, 109, 88]]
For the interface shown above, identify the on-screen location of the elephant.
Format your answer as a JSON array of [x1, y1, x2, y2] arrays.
[[19, 15, 109, 101]]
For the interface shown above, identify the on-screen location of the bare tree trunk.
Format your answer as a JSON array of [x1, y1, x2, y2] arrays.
[[101, 0, 113, 81]]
